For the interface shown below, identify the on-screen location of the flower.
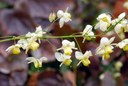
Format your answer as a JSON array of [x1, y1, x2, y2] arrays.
[[95, 13, 111, 31], [26, 26, 46, 43], [116, 39, 128, 51], [26, 57, 48, 68], [6, 26, 45, 54], [57, 8, 71, 28], [114, 19, 128, 39], [6, 44, 21, 54], [96, 37, 115, 60], [18, 38, 39, 53], [49, 12, 56, 22], [75, 51, 92, 66], [57, 40, 77, 55], [35, 26, 46, 38], [82, 24, 95, 43], [55, 52, 72, 67]]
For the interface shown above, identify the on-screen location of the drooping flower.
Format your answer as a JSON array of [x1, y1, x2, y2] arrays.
[[95, 13, 111, 31], [55, 52, 72, 67], [82, 24, 95, 43], [75, 51, 92, 66], [116, 39, 128, 51], [26, 57, 48, 68], [96, 37, 115, 60], [57, 40, 77, 55], [6, 44, 21, 54], [57, 8, 71, 28]]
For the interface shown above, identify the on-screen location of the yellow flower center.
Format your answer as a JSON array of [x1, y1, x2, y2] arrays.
[[105, 46, 113, 53], [12, 47, 20, 54], [66, 13, 71, 18], [123, 44, 128, 51], [30, 41, 39, 51], [63, 59, 72, 66], [102, 17, 108, 22], [102, 53, 110, 60], [81, 59, 90, 66], [64, 48, 72, 55], [86, 36, 92, 41]]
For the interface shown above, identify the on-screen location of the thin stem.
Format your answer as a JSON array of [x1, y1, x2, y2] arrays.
[[45, 18, 59, 33], [44, 35, 83, 39], [74, 37, 82, 52]]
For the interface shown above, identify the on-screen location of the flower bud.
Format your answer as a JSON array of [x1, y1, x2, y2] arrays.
[[49, 12, 56, 22]]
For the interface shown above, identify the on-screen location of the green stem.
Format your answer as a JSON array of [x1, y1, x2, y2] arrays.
[[74, 37, 82, 52], [44, 35, 83, 39]]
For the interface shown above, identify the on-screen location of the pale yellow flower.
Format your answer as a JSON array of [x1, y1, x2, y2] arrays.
[[57, 8, 71, 28], [116, 39, 128, 51], [55, 52, 72, 67], [57, 40, 77, 55], [82, 24, 95, 43], [96, 37, 115, 60], [26, 57, 47, 68], [75, 51, 92, 66], [95, 13, 111, 31], [6, 44, 21, 54], [49, 12, 56, 22]]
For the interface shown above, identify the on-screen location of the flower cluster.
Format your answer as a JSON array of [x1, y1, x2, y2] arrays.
[[6, 26, 46, 54], [5, 8, 128, 68], [6, 26, 48, 68], [55, 40, 93, 67]]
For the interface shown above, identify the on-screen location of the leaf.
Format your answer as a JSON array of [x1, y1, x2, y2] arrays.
[[28, 70, 72, 86]]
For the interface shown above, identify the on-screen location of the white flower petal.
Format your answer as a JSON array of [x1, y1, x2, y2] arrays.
[[75, 51, 83, 60], [63, 54, 71, 59], [99, 21, 108, 31], [82, 25, 93, 35], [114, 24, 123, 34], [59, 18, 65, 28], [57, 10, 64, 18], [109, 37, 115, 44], [55, 52, 64, 62], [94, 22, 100, 29], [100, 37, 109, 45], [39, 57, 48, 62], [118, 12, 126, 20], [26, 57, 37, 64], [83, 51, 92, 58]]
